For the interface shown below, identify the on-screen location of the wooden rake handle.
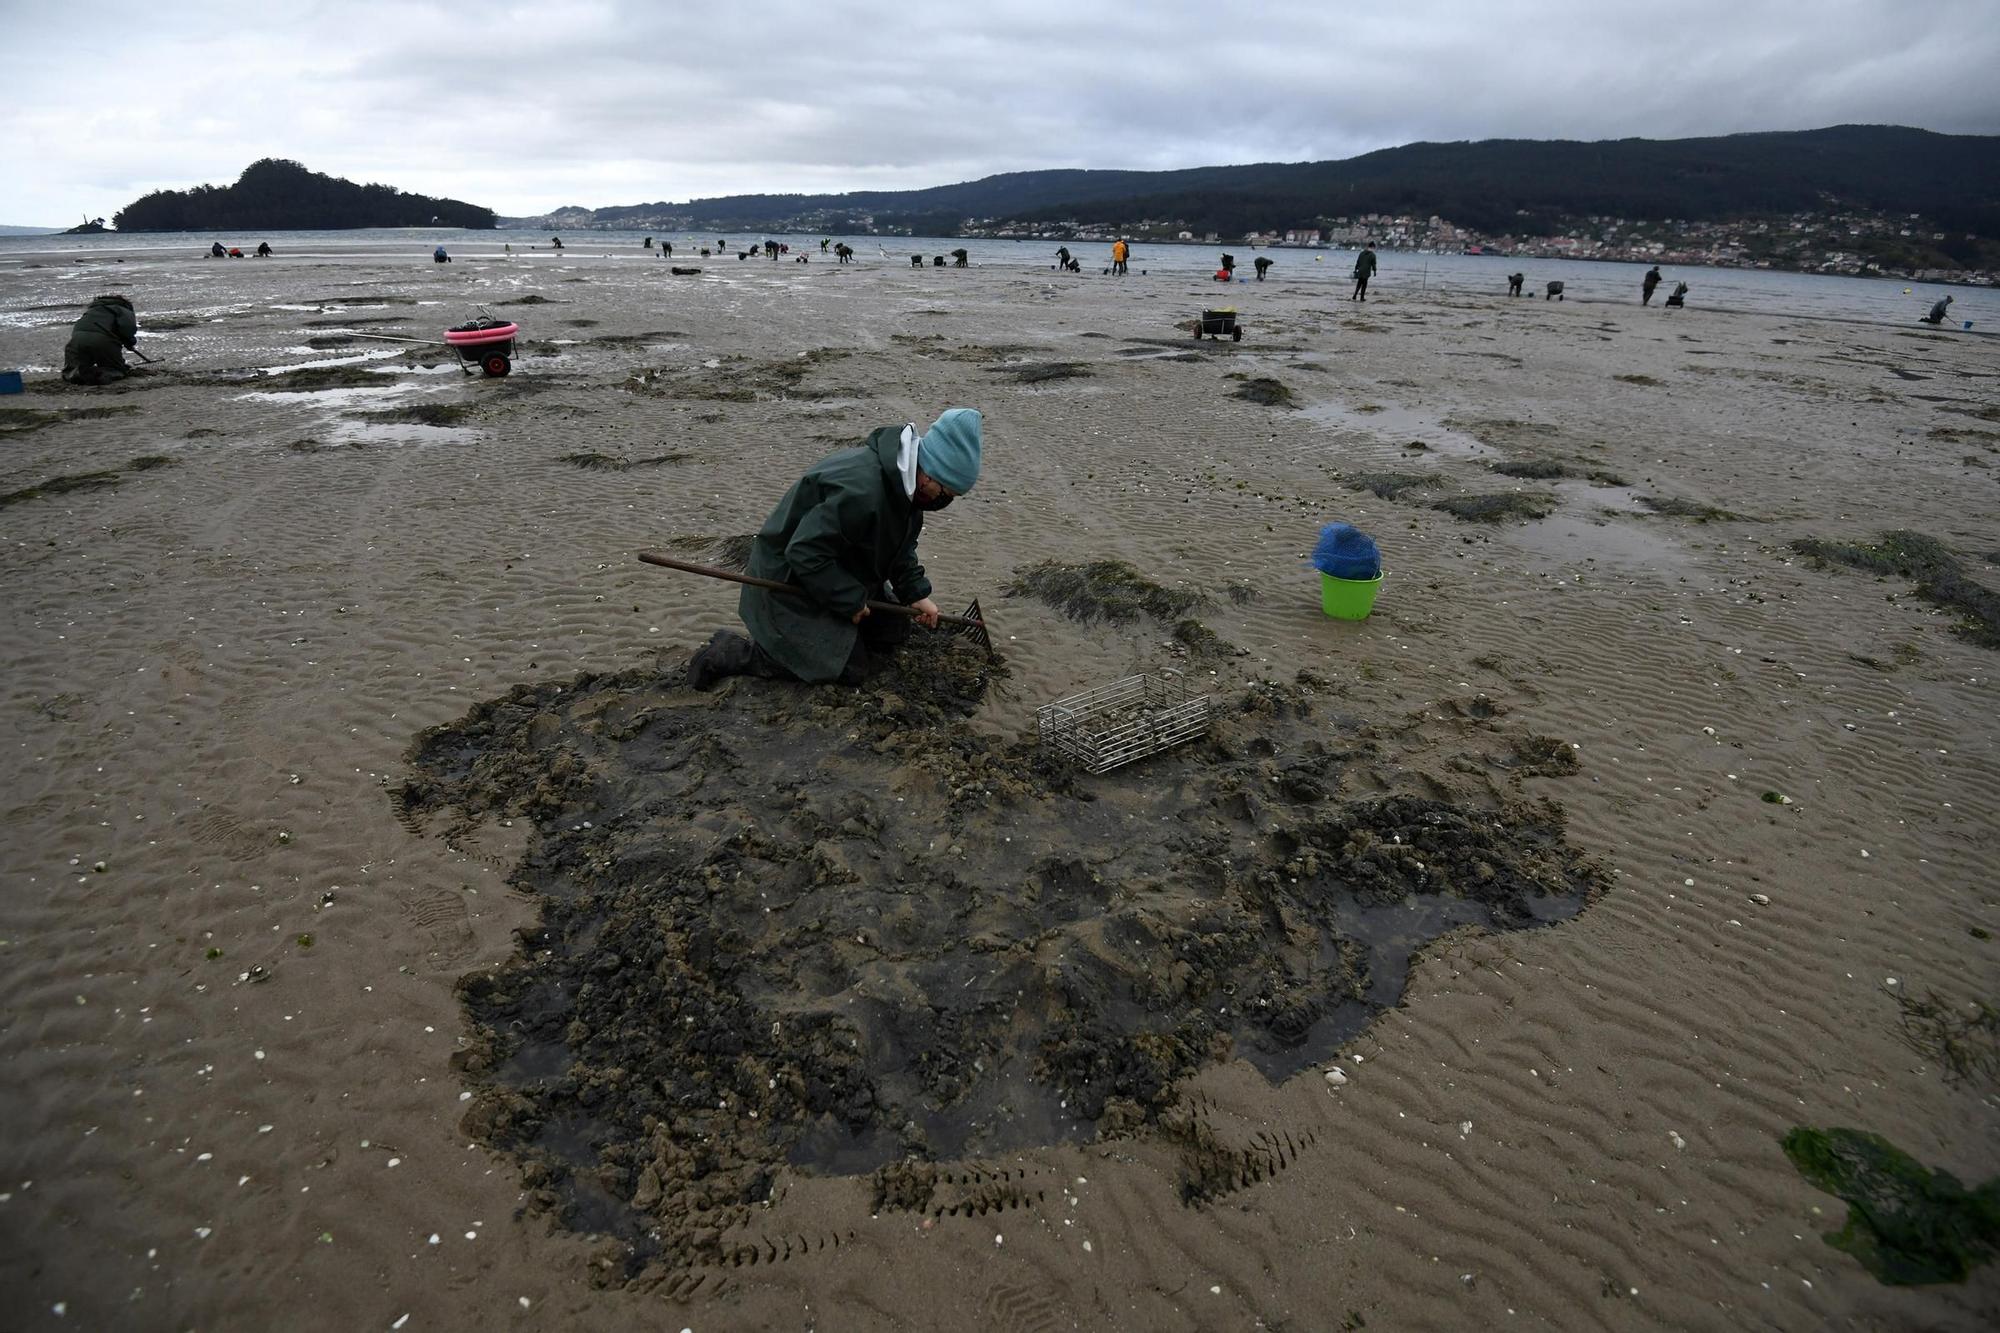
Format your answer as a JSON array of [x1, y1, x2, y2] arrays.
[[635, 551, 988, 632]]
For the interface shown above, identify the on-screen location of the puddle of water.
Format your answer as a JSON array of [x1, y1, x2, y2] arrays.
[[1506, 509, 1693, 572], [1552, 478, 1649, 513], [233, 383, 415, 407], [269, 348, 410, 370], [326, 420, 479, 447], [1300, 399, 1490, 463]]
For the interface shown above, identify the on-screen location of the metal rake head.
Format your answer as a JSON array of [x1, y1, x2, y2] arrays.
[[947, 598, 993, 653]]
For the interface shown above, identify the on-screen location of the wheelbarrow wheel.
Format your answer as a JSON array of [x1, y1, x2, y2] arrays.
[[1232, 327, 1243, 341], [482, 354, 511, 378], [1192, 325, 1203, 340]]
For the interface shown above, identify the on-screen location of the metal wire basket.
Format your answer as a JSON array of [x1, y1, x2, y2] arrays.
[[1037, 672, 1213, 774]]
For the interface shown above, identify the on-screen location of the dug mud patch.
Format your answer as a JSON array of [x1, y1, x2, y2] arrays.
[[401, 654, 1605, 1281]]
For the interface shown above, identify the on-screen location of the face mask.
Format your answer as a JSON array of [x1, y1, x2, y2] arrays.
[[918, 492, 955, 511]]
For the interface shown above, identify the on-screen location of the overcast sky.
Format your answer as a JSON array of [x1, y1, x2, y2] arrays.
[[6, 0, 1996, 225]]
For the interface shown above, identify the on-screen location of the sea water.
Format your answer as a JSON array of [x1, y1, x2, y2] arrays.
[[1, 226, 1986, 329]]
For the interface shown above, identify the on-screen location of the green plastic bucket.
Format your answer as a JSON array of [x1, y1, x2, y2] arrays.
[[1320, 571, 1383, 620]]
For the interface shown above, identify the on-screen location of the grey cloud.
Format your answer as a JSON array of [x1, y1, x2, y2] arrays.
[[3, 0, 1995, 224]]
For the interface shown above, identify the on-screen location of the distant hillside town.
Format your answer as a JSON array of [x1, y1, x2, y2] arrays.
[[503, 201, 1993, 285], [504, 125, 1999, 284], [952, 207, 1995, 286]]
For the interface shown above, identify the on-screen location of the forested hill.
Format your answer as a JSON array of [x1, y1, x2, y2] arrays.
[[113, 160, 496, 232], [536, 125, 1998, 240]]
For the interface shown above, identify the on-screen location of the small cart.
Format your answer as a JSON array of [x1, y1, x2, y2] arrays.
[[1194, 308, 1243, 341], [444, 317, 519, 377]]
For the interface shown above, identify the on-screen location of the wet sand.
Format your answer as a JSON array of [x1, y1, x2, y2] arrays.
[[2, 247, 1997, 1329]]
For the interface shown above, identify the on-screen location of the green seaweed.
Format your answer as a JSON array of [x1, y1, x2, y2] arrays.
[[1782, 1126, 2000, 1285], [1791, 531, 2000, 650], [1005, 559, 1204, 624]]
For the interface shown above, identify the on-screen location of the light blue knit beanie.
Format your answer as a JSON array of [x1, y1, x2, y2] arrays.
[[920, 408, 982, 494]]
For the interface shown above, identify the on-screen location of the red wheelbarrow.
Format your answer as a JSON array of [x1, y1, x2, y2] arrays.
[[444, 317, 519, 377], [340, 311, 523, 377]]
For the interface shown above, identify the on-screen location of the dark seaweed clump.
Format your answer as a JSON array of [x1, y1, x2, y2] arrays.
[[1791, 531, 2000, 650], [0, 404, 139, 436], [1431, 492, 1556, 524], [985, 361, 1092, 384], [0, 454, 176, 508], [1639, 495, 1738, 522], [1341, 472, 1437, 501], [400, 658, 1603, 1280], [348, 403, 473, 428], [1490, 458, 1575, 480], [1233, 378, 1296, 408], [1783, 1126, 2000, 1285], [1005, 558, 1204, 624], [559, 451, 692, 471], [1172, 618, 1236, 658], [189, 362, 406, 390], [1893, 989, 2000, 1088]]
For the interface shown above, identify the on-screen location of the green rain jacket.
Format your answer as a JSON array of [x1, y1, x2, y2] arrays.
[[69, 295, 138, 356], [740, 426, 932, 682], [1353, 249, 1378, 278]]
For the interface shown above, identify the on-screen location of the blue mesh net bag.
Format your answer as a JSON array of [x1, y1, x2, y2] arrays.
[[1311, 522, 1381, 581]]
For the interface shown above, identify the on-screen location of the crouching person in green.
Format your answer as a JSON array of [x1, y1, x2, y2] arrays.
[[62, 294, 139, 385], [687, 408, 983, 689]]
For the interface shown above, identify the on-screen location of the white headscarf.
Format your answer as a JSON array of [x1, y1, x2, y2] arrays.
[[896, 423, 920, 498]]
